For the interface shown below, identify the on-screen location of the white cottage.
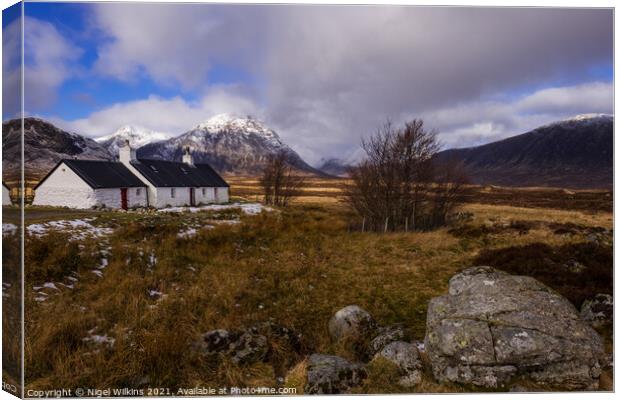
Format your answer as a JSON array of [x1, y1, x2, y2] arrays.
[[2, 182, 11, 205], [119, 143, 229, 208], [33, 159, 148, 209]]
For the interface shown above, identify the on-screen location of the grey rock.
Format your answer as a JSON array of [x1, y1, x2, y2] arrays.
[[374, 341, 423, 387], [581, 294, 613, 328], [197, 328, 268, 365], [328, 305, 377, 352], [305, 354, 367, 394], [230, 332, 269, 364], [200, 329, 234, 355], [425, 266, 604, 390], [368, 324, 409, 356]]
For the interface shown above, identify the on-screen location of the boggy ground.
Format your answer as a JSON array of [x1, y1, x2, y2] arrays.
[[3, 190, 613, 394]]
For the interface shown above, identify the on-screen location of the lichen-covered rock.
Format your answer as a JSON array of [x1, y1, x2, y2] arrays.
[[197, 323, 301, 365], [368, 324, 409, 356], [305, 354, 367, 394], [373, 341, 423, 387], [200, 329, 234, 354], [425, 266, 604, 390], [229, 332, 269, 364], [328, 305, 377, 342], [580, 294, 613, 328]]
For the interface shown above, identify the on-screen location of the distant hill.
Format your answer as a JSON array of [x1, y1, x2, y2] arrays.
[[2, 117, 113, 183], [435, 114, 613, 189], [137, 114, 319, 175], [318, 158, 350, 177]]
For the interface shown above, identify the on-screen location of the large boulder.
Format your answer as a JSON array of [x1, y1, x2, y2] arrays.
[[305, 354, 367, 394], [425, 266, 604, 390], [373, 341, 423, 387], [580, 294, 613, 329]]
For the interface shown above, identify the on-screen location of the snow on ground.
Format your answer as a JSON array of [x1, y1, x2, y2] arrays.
[[2, 283, 11, 299], [82, 331, 116, 348], [27, 218, 113, 240], [177, 227, 198, 238], [3, 223, 17, 235], [160, 202, 273, 215]]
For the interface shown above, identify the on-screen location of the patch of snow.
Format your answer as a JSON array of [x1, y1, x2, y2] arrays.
[[98, 258, 109, 269], [177, 227, 198, 238], [27, 219, 113, 240], [3, 223, 17, 235], [91, 270, 103, 277], [160, 202, 272, 215], [42, 282, 59, 290], [82, 333, 116, 348], [542, 113, 613, 129]]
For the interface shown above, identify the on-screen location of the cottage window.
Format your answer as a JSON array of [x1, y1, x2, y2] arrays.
[[136, 188, 141, 196], [202, 188, 206, 196], [171, 188, 176, 198]]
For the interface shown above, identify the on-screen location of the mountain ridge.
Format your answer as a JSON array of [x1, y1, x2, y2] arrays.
[[136, 114, 319, 175], [2, 117, 113, 182], [434, 114, 613, 189]]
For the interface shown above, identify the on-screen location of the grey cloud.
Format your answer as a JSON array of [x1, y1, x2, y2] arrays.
[[70, 5, 614, 164]]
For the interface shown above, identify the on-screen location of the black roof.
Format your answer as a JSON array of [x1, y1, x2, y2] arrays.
[[35, 159, 147, 190], [130, 159, 229, 188]]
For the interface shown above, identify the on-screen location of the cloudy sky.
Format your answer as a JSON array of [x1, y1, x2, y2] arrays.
[[3, 3, 613, 165]]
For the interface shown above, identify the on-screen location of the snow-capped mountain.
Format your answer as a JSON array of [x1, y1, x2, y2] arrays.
[[97, 125, 172, 157], [538, 113, 613, 130], [2, 118, 113, 182], [138, 114, 317, 175], [435, 114, 613, 189]]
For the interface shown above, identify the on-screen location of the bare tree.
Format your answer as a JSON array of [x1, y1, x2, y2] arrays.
[[260, 150, 306, 207], [345, 119, 467, 232]]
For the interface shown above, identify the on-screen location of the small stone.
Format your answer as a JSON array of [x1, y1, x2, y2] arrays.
[[328, 305, 377, 345], [368, 324, 409, 356], [200, 329, 234, 354], [374, 341, 423, 387], [305, 354, 367, 394], [581, 294, 613, 328], [229, 332, 269, 364]]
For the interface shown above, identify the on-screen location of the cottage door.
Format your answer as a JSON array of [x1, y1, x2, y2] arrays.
[[120, 188, 128, 210], [190, 188, 196, 206]]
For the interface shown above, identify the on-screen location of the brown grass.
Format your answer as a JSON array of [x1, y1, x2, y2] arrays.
[[8, 192, 613, 393]]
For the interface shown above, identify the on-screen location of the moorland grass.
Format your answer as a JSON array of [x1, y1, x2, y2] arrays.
[[13, 200, 613, 393]]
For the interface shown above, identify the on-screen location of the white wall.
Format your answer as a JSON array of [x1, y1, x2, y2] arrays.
[[33, 162, 147, 209], [154, 187, 191, 208], [93, 187, 147, 209], [2, 186, 11, 205], [33, 163, 97, 208], [214, 187, 229, 203]]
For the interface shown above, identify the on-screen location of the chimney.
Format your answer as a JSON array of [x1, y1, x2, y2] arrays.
[[119, 139, 136, 165], [182, 146, 194, 166]]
